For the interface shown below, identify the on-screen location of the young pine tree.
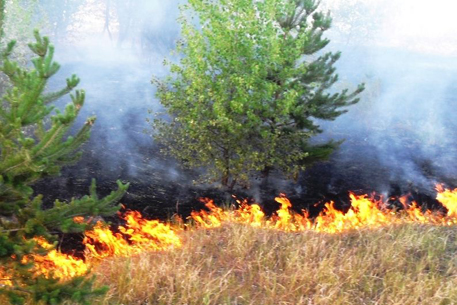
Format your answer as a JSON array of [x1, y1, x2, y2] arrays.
[[152, 0, 364, 190], [0, 31, 129, 304]]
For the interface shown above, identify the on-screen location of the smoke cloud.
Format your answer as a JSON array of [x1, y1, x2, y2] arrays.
[[9, 0, 455, 211], [315, 0, 457, 197]]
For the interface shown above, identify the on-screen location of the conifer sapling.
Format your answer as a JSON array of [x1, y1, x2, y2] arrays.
[[0, 30, 129, 305]]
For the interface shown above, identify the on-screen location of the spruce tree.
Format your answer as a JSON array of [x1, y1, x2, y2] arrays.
[[152, 0, 364, 189], [0, 31, 129, 304]]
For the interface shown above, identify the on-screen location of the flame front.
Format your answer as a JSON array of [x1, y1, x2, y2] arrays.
[[190, 185, 457, 233], [0, 237, 89, 287], [6, 184, 457, 285], [28, 238, 89, 280], [83, 210, 181, 259]]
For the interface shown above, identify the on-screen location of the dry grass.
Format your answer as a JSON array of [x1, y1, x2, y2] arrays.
[[87, 223, 457, 305]]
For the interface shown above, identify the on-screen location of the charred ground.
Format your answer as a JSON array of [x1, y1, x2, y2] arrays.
[[34, 46, 457, 226]]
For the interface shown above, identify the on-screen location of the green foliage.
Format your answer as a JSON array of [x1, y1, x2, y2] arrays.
[[152, 0, 364, 189], [1, 1, 47, 51], [0, 30, 129, 304]]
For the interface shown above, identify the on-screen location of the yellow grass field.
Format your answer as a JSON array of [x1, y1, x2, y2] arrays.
[[89, 222, 457, 305]]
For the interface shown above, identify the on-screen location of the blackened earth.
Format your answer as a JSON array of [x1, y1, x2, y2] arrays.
[[34, 58, 457, 256]]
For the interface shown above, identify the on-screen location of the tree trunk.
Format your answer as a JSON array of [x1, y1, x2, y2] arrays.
[[261, 166, 272, 183], [221, 173, 229, 187], [104, 0, 112, 40], [221, 148, 231, 189]]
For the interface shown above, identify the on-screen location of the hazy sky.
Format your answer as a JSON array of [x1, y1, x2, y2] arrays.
[[386, 0, 457, 55], [321, 0, 457, 56], [58, 0, 457, 57]]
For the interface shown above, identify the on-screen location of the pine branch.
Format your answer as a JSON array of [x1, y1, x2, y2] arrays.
[[0, 31, 129, 304]]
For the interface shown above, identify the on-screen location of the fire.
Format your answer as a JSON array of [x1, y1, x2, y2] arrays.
[[436, 184, 457, 218], [189, 198, 230, 228], [1, 211, 182, 288], [0, 237, 89, 288], [234, 200, 265, 227], [190, 185, 457, 233], [4, 184, 457, 287], [83, 210, 181, 259], [0, 268, 12, 287], [27, 237, 89, 280]]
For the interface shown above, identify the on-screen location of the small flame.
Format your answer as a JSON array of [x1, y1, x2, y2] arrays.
[[436, 184, 457, 218], [0, 268, 13, 287], [189, 198, 230, 228], [28, 237, 89, 279], [1, 237, 89, 286], [234, 201, 265, 227], [83, 210, 181, 259]]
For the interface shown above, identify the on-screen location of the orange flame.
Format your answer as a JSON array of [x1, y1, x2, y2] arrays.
[[0, 268, 12, 287], [190, 185, 457, 233], [0, 237, 89, 287], [27, 237, 89, 280], [234, 201, 265, 227], [189, 198, 230, 228], [83, 210, 181, 259], [436, 184, 457, 219], [5, 184, 457, 286]]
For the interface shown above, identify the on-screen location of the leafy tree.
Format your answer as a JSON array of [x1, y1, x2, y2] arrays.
[[152, 0, 364, 189], [0, 31, 129, 304]]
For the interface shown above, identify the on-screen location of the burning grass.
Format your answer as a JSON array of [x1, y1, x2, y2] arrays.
[[3, 185, 457, 304]]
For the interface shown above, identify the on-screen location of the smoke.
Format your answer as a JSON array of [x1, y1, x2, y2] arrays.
[[315, 0, 457, 195], [47, 0, 181, 178], [14, 0, 456, 209]]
